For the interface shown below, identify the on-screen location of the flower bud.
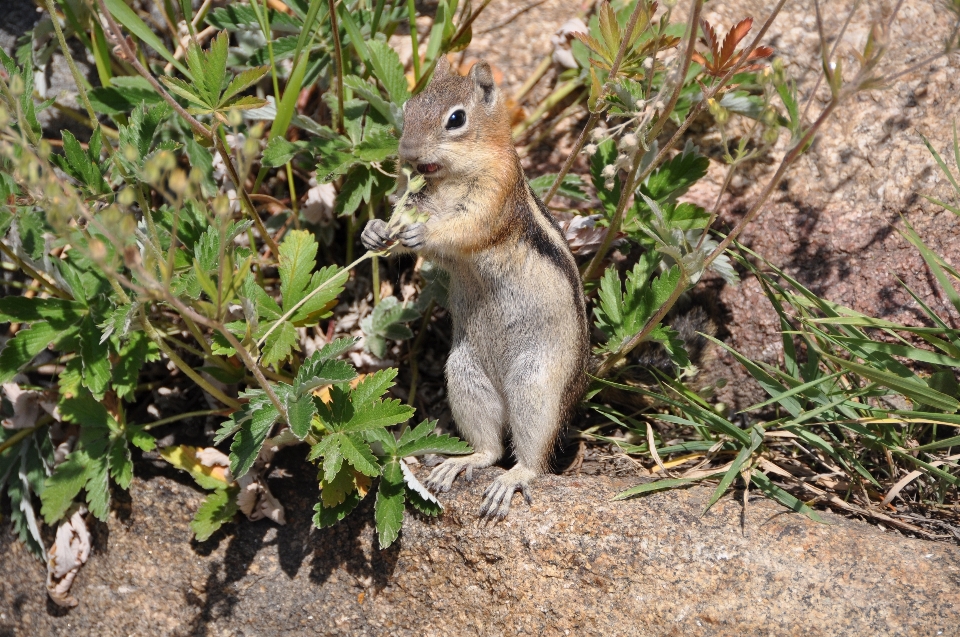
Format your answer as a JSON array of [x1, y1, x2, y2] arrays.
[[169, 168, 188, 195], [584, 143, 598, 156], [601, 164, 616, 179], [619, 133, 639, 154], [227, 109, 243, 127]]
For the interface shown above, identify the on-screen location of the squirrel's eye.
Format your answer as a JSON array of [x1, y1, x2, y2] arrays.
[[446, 109, 466, 130]]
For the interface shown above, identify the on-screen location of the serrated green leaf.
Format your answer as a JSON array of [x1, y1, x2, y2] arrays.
[[293, 266, 348, 324], [192, 487, 239, 541], [262, 136, 309, 167], [319, 465, 357, 508], [79, 316, 110, 399], [397, 419, 436, 448], [335, 166, 373, 217], [343, 399, 414, 433], [294, 357, 356, 395], [361, 296, 420, 357], [0, 297, 83, 326], [339, 433, 381, 477], [640, 147, 709, 202], [278, 229, 319, 308], [220, 66, 269, 105], [287, 393, 318, 440], [313, 491, 361, 528], [84, 453, 111, 521], [397, 433, 472, 458], [128, 427, 156, 452], [229, 397, 281, 478], [109, 439, 134, 490], [366, 40, 411, 106], [39, 457, 87, 523], [0, 322, 60, 384], [260, 320, 299, 367], [160, 75, 207, 109], [355, 129, 399, 163], [349, 368, 397, 407], [375, 459, 405, 548]]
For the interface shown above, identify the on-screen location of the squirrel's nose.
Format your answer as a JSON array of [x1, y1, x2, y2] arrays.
[[398, 136, 419, 163]]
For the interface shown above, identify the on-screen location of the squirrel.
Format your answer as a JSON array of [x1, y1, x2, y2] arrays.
[[360, 57, 589, 520]]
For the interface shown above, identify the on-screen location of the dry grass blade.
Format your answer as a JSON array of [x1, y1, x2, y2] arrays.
[[880, 453, 960, 507]]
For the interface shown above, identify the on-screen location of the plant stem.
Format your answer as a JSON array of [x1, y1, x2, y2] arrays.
[[141, 313, 242, 409], [328, 0, 345, 135], [407, 298, 434, 407], [142, 408, 230, 430], [541, 0, 652, 206], [213, 128, 280, 255], [0, 243, 71, 299], [512, 79, 580, 138], [583, 0, 789, 281], [703, 98, 840, 270], [369, 201, 380, 306], [647, 0, 701, 140], [43, 0, 109, 155], [407, 0, 421, 83], [0, 421, 48, 456], [513, 54, 551, 104]]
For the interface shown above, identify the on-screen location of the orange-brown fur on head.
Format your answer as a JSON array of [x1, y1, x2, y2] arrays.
[[399, 57, 517, 188]]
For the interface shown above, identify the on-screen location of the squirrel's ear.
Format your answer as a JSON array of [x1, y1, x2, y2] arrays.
[[469, 61, 497, 106], [433, 55, 452, 80]]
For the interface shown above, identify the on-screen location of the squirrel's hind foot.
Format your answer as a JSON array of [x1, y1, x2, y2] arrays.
[[425, 451, 497, 492], [478, 466, 537, 522]]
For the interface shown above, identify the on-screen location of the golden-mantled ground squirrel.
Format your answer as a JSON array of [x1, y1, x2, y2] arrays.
[[361, 57, 589, 520]]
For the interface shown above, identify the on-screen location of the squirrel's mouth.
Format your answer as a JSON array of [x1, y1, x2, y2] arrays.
[[417, 163, 441, 175]]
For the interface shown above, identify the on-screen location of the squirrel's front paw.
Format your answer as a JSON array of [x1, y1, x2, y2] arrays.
[[397, 222, 426, 251], [360, 219, 392, 251]]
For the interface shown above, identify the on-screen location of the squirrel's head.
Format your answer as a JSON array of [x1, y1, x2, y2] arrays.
[[398, 57, 514, 182]]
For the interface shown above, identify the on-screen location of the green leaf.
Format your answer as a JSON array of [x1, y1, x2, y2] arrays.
[[349, 368, 397, 407], [751, 472, 824, 523], [279, 229, 319, 309], [375, 459, 405, 548], [109, 439, 134, 490], [528, 173, 590, 202], [0, 322, 60, 384], [338, 434, 381, 477], [39, 457, 87, 523], [229, 393, 282, 478], [313, 491, 361, 528], [360, 296, 420, 358], [79, 316, 111, 399], [260, 320, 299, 367], [343, 399, 415, 433], [822, 352, 960, 413], [191, 487, 239, 541], [335, 166, 374, 217], [589, 139, 620, 214], [365, 40, 411, 106], [287, 393, 318, 440], [220, 66, 269, 105], [397, 432, 472, 458], [355, 129, 399, 163], [640, 146, 709, 202], [102, 0, 192, 77], [294, 355, 357, 396], [0, 297, 83, 326], [262, 137, 309, 167], [614, 475, 718, 500], [705, 426, 764, 513]]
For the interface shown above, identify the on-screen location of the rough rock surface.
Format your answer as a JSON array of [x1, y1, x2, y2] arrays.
[[2, 465, 959, 637]]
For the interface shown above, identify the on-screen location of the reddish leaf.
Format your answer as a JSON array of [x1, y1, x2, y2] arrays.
[[720, 18, 754, 67]]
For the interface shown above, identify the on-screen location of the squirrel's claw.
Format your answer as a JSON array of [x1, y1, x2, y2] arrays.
[[397, 222, 426, 251], [478, 467, 536, 521], [360, 219, 392, 251]]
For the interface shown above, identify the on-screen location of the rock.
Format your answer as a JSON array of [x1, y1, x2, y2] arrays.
[[2, 466, 958, 636]]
